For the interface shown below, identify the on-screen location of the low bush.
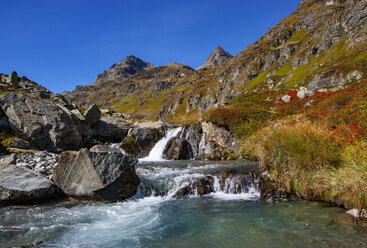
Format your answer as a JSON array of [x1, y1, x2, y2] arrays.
[[254, 123, 342, 172], [202, 107, 242, 129], [203, 105, 275, 140]]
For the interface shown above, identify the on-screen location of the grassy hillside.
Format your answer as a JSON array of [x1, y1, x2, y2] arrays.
[[63, 0, 367, 208]]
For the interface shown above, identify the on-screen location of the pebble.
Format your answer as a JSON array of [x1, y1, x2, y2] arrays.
[[15, 152, 59, 180]]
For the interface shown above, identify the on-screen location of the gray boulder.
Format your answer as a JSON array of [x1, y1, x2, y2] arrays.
[[200, 122, 241, 159], [4, 97, 82, 152], [53, 146, 140, 201], [92, 115, 130, 143], [163, 138, 193, 160], [84, 104, 102, 126], [0, 163, 57, 205], [180, 124, 203, 157]]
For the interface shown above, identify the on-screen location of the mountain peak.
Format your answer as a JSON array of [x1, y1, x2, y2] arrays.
[[95, 55, 154, 82], [197, 46, 233, 70]]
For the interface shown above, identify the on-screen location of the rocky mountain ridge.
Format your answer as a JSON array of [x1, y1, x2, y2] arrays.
[[63, 0, 367, 124], [94, 55, 155, 83], [197, 46, 233, 70]]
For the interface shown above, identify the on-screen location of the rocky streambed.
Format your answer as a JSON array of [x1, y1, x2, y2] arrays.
[[0, 115, 366, 247], [1, 160, 367, 247]]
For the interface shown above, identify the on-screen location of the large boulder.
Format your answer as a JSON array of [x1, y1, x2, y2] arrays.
[[0, 74, 104, 152], [1, 93, 83, 152], [200, 122, 241, 159], [0, 163, 57, 205], [84, 104, 102, 126], [179, 124, 203, 157], [92, 115, 130, 143], [53, 145, 140, 201], [163, 138, 193, 160]]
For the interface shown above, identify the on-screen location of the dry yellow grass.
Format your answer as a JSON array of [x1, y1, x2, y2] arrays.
[[243, 122, 367, 209]]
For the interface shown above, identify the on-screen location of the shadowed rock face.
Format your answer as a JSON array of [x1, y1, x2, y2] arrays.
[[163, 138, 193, 160], [53, 146, 140, 201], [0, 163, 57, 205]]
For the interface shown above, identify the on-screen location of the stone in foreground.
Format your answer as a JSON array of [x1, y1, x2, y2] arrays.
[[53, 145, 140, 201], [0, 163, 57, 205]]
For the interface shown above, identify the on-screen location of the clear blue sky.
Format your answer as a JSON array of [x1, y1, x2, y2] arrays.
[[0, 0, 299, 93]]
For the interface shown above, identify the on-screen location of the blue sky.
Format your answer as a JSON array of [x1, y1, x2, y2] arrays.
[[0, 0, 299, 93]]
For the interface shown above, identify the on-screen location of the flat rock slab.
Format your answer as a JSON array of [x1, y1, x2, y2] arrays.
[[0, 163, 57, 205], [53, 146, 140, 201]]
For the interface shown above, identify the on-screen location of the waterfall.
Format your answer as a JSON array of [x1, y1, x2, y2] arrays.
[[139, 127, 182, 162], [198, 132, 206, 155]]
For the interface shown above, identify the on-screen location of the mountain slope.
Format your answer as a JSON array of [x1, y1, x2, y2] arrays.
[[65, 0, 367, 124]]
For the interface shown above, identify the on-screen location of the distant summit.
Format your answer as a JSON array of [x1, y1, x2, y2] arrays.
[[164, 62, 193, 70], [94, 55, 154, 82], [197, 46, 233, 70]]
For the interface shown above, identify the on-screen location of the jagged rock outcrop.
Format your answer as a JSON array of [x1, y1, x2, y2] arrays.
[[0, 73, 134, 152], [0, 163, 58, 205], [0, 72, 51, 95], [3, 93, 83, 152], [53, 145, 140, 201], [94, 55, 154, 83], [200, 122, 241, 159], [161, 122, 240, 160], [179, 124, 203, 157], [197, 46, 233, 70]]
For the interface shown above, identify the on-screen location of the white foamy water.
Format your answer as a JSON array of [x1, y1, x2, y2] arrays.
[[136, 161, 260, 201], [0, 160, 362, 247], [139, 127, 182, 162]]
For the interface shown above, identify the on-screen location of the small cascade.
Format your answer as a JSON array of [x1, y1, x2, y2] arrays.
[[139, 127, 182, 162], [173, 171, 260, 199], [214, 171, 259, 195], [198, 132, 206, 156], [136, 162, 260, 200]]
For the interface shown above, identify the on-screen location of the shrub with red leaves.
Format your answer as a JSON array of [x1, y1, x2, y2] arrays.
[[203, 107, 243, 129]]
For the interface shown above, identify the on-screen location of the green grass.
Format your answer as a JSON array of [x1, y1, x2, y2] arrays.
[[246, 71, 267, 89], [287, 29, 307, 43], [274, 64, 293, 76]]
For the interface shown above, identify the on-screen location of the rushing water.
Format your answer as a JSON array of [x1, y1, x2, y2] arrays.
[[139, 127, 182, 162], [1, 160, 367, 248]]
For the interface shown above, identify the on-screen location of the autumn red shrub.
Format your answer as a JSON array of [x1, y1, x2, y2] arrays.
[[203, 107, 243, 129]]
